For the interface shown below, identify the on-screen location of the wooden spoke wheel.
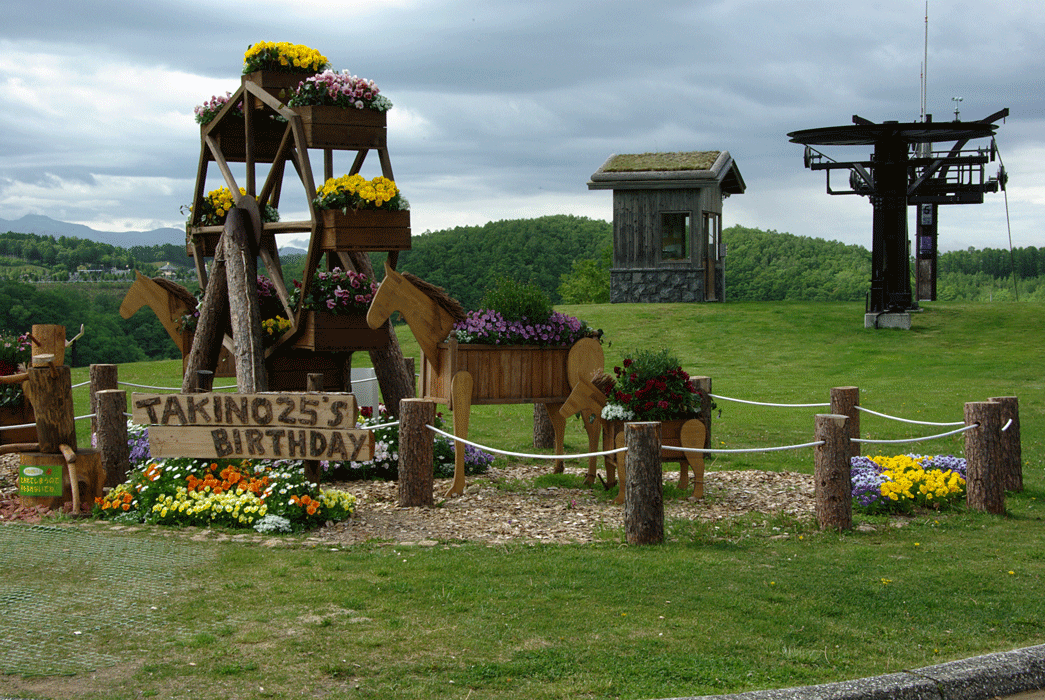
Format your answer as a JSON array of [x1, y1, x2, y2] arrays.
[[186, 71, 411, 391]]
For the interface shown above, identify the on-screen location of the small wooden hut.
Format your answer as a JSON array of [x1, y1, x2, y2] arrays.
[[588, 150, 745, 303]]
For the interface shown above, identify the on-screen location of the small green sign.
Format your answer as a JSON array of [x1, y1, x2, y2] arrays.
[[19, 463, 63, 497]]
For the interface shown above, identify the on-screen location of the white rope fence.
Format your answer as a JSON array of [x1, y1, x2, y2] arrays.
[[117, 381, 237, 392], [427, 423, 626, 461], [852, 423, 977, 445], [854, 405, 964, 427], [710, 393, 830, 409], [663, 440, 826, 454]]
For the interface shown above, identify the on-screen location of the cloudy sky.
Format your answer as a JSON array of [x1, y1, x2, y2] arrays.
[[1, 0, 1042, 253]]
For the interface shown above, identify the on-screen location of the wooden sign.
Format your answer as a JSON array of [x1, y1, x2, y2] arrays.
[[132, 392, 373, 461]]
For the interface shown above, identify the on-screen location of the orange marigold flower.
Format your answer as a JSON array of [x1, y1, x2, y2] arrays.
[[301, 495, 312, 505], [121, 503, 130, 511], [123, 492, 133, 503], [306, 505, 317, 515]]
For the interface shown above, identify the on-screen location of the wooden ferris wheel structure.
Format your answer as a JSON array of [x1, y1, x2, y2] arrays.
[[184, 69, 412, 394]]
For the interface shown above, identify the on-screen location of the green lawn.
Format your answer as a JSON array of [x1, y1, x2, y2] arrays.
[[15, 299, 1039, 700]]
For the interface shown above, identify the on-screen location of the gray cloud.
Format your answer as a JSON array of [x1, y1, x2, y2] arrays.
[[0, 0, 1041, 251]]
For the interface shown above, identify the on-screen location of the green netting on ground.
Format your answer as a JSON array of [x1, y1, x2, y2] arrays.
[[0, 524, 213, 677]]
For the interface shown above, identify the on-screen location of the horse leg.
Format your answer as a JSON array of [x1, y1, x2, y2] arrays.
[[581, 410, 600, 485], [446, 371, 473, 497], [680, 419, 707, 499], [602, 421, 618, 489], [546, 402, 566, 474]]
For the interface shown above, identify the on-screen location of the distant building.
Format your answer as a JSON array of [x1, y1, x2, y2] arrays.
[[158, 263, 178, 279], [588, 150, 745, 303]]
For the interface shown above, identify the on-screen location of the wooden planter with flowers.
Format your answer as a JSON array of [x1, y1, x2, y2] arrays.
[[421, 339, 572, 405], [604, 416, 708, 502], [317, 209, 411, 252], [296, 105, 386, 150], [292, 312, 390, 352]]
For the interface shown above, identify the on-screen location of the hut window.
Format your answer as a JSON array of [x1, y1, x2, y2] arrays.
[[660, 212, 690, 261]]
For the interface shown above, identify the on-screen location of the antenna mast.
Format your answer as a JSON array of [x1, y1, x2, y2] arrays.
[[921, 0, 928, 120]]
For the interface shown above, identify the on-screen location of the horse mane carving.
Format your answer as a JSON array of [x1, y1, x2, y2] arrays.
[[401, 272, 466, 324]]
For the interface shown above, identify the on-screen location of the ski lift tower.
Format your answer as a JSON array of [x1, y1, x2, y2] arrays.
[[788, 109, 1007, 328]]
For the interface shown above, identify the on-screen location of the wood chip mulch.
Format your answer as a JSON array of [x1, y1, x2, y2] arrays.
[[0, 453, 817, 544]]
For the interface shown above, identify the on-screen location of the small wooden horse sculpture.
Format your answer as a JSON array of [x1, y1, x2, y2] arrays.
[[120, 271, 236, 376], [367, 261, 606, 496]]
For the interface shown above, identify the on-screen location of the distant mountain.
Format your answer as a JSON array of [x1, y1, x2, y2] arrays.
[[0, 214, 183, 248], [278, 246, 308, 257]]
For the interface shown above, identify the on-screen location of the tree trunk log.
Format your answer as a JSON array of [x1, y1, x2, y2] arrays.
[[830, 386, 860, 464], [31, 324, 65, 366], [23, 363, 76, 454], [624, 422, 663, 545], [225, 207, 267, 392], [398, 398, 435, 507], [96, 389, 128, 488], [989, 395, 1023, 493], [965, 401, 1005, 514], [532, 403, 554, 449], [814, 414, 852, 531], [349, 251, 415, 418], [18, 450, 103, 512], [89, 364, 119, 437], [182, 238, 230, 393]]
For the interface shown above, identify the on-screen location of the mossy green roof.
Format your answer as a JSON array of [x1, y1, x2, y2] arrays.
[[601, 151, 721, 173]]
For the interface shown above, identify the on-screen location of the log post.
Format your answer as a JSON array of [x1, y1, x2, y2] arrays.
[[195, 370, 214, 393], [30, 324, 65, 366], [398, 398, 435, 507], [182, 238, 230, 392], [624, 422, 663, 545], [965, 401, 1005, 514], [691, 376, 713, 451], [23, 359, 76, 454], [814, 414, 852, 531], [224, 206, 267, 392], [89, 364, 119, 437], [533, 403, 554, 449], [303, 373, 324, 483], [96, 389, 128, 488], [830, 386, 860, 464], [989, 396, 1022, 493]]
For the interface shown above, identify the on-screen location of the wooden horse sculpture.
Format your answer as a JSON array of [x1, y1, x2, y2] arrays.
[[120, 271, 236, 376], [559, 367, 709, 503], [367, 260, 606, 496]]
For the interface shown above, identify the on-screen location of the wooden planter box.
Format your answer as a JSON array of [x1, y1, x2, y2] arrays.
[[318, 209, 411, 252], [604, 416, 708, 502], [295, 105, 387, 150], [0, 400, 36, 445], [421, 340, 571, 405], [293, 312, 390, 352], [242, 70, 314, 103], [203, 114, 288, 162]]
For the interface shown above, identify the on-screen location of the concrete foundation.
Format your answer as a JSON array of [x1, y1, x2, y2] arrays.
[[865, 312, 912, 330]]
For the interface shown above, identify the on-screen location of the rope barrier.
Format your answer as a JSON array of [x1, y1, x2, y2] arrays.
[[854, 405, 964, 427], [74, 413, 95, 422], [363, 420, 400, 430], [1003, 418, 1013, 432], [851, 423, 975, 445], [71, 380, 90, 389], [116, 381, 238, 391], [426, 424, 626, 461], [709, 393, 830, 409], [0, 422, 35, 432], [662, 440, 826, 454]]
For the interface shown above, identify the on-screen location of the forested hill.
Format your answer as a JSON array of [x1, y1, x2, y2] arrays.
[[723, 226, 869, 301], [385, 215, 611, 309]]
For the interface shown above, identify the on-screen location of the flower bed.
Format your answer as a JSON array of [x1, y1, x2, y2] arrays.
[[287, 69, 392, 112], [242, 41, 328, 75], [93, 457, 355, 532], [851, 454, 967, 514]]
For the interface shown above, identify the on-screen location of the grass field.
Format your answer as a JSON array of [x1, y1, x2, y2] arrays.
[[8, 299, 1039, 700]]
